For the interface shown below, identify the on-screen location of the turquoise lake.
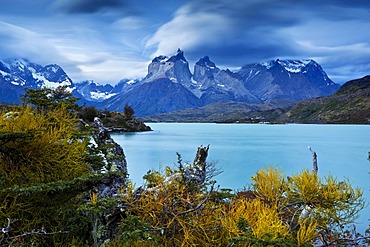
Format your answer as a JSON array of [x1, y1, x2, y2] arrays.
[[112, 123, 370, 230]]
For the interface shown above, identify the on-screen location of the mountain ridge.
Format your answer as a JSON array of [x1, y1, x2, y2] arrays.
[[0, 50, 341, 117], [100, 49, 339, 115]]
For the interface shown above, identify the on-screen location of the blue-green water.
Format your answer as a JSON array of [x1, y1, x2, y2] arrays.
[[112, 123, 370, 230]]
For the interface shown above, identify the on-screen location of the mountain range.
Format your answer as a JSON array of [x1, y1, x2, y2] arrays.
[[0, 58, 72, 103], [0, 50, 340, 116]]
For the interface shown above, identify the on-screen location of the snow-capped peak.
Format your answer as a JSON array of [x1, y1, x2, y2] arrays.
[[277, 59, 313, 73], [260, 59, 314, 73], [0, 58, 72, 89]]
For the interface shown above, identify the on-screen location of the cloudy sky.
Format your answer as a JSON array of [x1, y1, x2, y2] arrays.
[[1, 0, 369, 84]]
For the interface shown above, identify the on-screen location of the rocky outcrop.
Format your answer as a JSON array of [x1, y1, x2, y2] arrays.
[[90, 117, 129, 246], [92, 117, 127, 196]]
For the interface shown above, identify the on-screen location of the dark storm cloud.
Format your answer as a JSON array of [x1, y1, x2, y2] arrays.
[[52, 0, 124, 14]]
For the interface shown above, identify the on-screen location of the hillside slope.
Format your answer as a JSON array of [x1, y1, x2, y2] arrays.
[[142, 100, 294, 123], [280, 75, 370, 124]]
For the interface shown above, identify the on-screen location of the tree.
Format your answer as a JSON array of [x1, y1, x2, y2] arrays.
[[79, 105, 100, 123], [123, 103, 135, 120], [21, 86, 80, 112], [0, 105, 117, 246]]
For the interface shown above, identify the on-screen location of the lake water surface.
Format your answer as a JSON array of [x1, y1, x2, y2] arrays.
[[112, 123, 370, 230]]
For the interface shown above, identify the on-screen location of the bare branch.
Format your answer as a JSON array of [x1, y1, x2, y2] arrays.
[[176, 183, 215, 216], [0, 218, 68, 247]]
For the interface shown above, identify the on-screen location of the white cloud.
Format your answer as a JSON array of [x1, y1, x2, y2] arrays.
[[145, 5, 233, 58], [0, 21, 148, 83], [76, 59, 148, 84], [113, 17, 145, 30], [0, 21, 67, 64]]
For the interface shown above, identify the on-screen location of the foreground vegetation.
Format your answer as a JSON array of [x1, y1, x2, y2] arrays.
[[116, 166, 367, 247], [0, 87, 369, 246]]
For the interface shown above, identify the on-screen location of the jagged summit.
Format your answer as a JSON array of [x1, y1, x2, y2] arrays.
[[151, 55, 167, 63], [195, 56, 216, 68], [193, 56, 219, 83], [192, 55, 261, 104], [0, 58, 72, 88], [168, 48, 186, 62], [144, 49, 192, 84]]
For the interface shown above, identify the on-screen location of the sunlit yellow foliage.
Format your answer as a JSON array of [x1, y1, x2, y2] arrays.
[[121, 170, 229, 247], [252, 167, 287, 206], [90, 191, 98, 205], [0, 106, 88, 185], [0, 106, 91, 245], [297, 219, 318, 246], [288, 169, 364, 227], [288, 169, 321, 202], [222, 197, 289, 241], [117, 166, 366, 246], [247, 199, 289, 239]]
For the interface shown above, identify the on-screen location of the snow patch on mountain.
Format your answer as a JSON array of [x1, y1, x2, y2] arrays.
[[11, 81, 20, 86], [191, 77, 198, 84], [261, 59, 313, 73], [277, 59, 312, 73], [260, 61, 275, 69], [33, 73, 71, 88], [90, 91, 117, 100], [126, 79, 137, 85], [0, 70, 8, 76]]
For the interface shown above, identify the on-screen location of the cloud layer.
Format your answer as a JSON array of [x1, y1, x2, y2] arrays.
[[0, 0, 369, 84]]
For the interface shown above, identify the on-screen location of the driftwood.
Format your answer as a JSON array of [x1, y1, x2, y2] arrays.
[[161, 145, 210, 186], [185, 145, 210, 184]]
